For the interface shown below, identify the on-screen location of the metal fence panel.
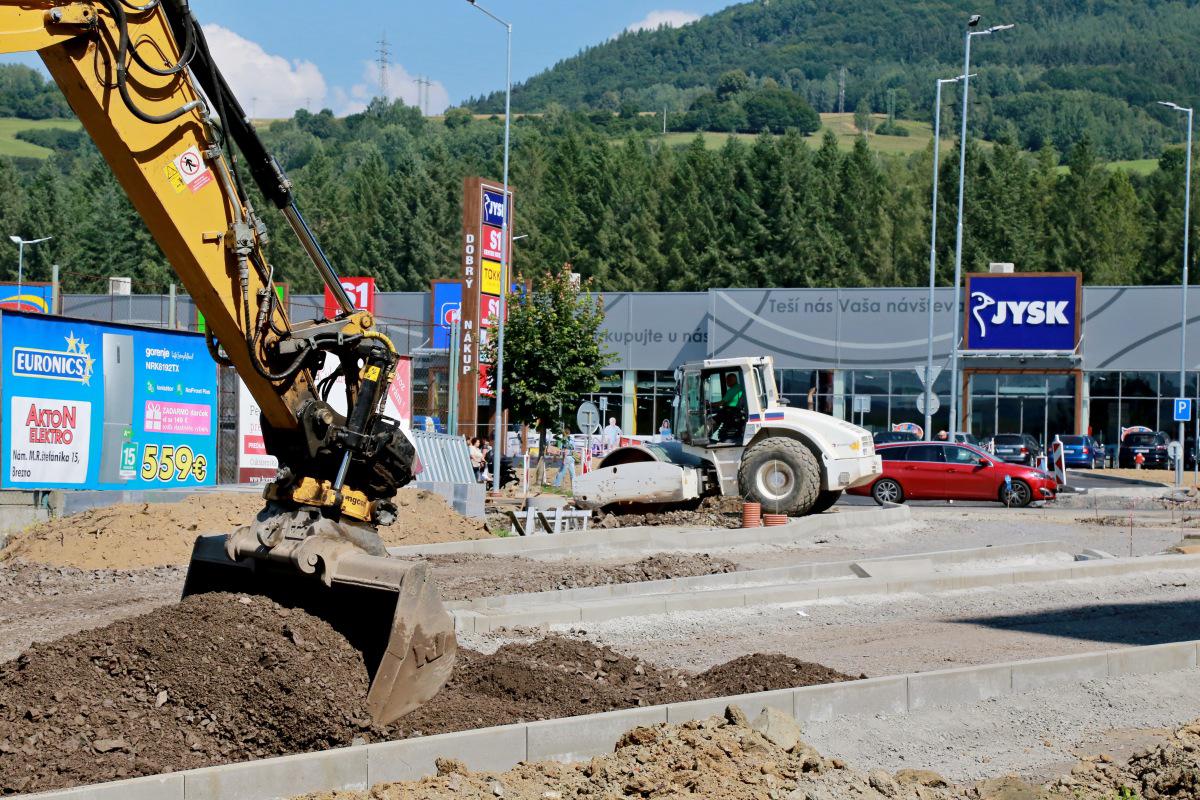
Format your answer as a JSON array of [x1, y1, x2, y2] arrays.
[[411, 430, 475, 484]]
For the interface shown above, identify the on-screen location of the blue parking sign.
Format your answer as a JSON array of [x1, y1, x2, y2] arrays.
[[1174, 398, 1193, 422]]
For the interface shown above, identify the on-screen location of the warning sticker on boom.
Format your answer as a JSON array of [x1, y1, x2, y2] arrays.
[[163, 161, 185, 194], [171, 146, 213, 194]]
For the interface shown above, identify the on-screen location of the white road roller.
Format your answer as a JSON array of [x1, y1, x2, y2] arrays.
[[574, 357, 882, 516]]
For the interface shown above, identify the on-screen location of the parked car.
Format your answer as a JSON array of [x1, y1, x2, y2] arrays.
[[1118, 431, 1172, 469], [1055, 434, 1102, 469], [991, 433, 1042, 466], [950, 432, 982, 446], [873, 431, 920, 445], [846, 443, 1057, 508]]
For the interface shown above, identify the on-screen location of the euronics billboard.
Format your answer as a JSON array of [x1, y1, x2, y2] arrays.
[[964, 273, 1082, 352], [0, 311, 217, 490]]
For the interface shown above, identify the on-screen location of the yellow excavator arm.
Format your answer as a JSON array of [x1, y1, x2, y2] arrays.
[[0, 0, 456, 723]]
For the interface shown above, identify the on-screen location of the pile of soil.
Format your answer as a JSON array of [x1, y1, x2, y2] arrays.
[[594, 495, 745, 530], [1044, 720, 1200, 798], [0, 596, 858, 794], [305, 705, 961, 800], [2, 489, 490, 569], [427, 552, 737, 601]]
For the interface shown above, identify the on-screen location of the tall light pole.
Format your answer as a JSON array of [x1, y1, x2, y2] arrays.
[[1160, 100, 1193, 487], [466, 0, 512, 493], [924, 75, 971, 440], [948, 16, 1014, 439], [9, 235, 52, 302]]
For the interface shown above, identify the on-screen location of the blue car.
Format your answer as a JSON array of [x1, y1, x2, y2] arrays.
[[1056, 434, 1102, 468]]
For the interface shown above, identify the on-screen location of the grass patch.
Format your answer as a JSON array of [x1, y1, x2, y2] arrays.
[[0, 117, 81, 159], [654, 113, 952, 157]]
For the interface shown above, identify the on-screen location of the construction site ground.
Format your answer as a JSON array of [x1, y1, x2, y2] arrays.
[[3, 494, 1200, 795]]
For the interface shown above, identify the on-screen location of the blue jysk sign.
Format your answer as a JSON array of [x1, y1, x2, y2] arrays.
[[482, 189, 509, 228], [965, 274, 1080, 351]]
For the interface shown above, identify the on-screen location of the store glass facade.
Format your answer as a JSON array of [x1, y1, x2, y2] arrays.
[[568, 368, 1200, 453]]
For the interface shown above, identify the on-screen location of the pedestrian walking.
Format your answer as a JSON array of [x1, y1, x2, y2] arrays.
[[603, 417, 622, 450], [552, 427, 576, 489]]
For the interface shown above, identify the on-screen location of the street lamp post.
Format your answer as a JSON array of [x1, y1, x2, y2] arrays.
[[924, 75, 970, 441], [9, 235, 52, 302], [465, 0, 512, 493], [1159, 100, 1193, 487], [948, 17, 1014, 440]]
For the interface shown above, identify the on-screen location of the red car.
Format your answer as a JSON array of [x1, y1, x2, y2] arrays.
[[847, 442, 1057, 508]]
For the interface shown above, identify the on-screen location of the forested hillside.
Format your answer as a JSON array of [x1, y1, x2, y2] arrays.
[[469, 0, 1200, 160], [0, 101, 1190, 300]]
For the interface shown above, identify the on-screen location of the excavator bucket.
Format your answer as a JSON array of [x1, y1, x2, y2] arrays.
[[182, 523, 457, 725]]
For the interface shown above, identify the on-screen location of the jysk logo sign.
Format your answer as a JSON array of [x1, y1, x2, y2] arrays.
[[11, 331, 94, 384], [965, 273, 1080, 352], [482, 189, 509, 228]]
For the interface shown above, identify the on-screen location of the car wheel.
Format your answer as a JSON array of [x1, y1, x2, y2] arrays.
[[871, 478, 904, 506], [809, 489, 842, 514], [1001, 478, 1032, 508], [738, 436, 821, 516]]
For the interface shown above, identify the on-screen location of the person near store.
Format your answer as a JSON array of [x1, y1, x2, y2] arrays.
[[468, 437, 485, 481], [552, 427, 576, 489], [603, 417, 622, 450], [479, 439, 493, 483], [659, 418, 673, 440]]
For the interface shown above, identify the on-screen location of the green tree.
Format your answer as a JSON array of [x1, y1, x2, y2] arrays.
[[715, 70, 750, 101], [742, 88, 820, 134], [443, 107, 473, 130], [482, 265, 613, 481], [853, 97, 873, 135]]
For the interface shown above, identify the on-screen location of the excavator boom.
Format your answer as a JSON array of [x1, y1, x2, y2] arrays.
[[0, 0, 455, 723]]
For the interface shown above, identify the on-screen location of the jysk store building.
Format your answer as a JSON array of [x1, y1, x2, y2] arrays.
[[58, 273, 1200, 451], [558, 273, 1199, 450]]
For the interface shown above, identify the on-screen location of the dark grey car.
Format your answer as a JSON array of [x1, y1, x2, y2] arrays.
[[991, 433, 1041, 466]]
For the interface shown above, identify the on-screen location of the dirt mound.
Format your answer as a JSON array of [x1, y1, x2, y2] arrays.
[[0, 592, 374, 794], [398, 638, 860, 736], [0, 598, 858, 794], [1045, 720, 1200, 798], [305, 705, 961, 800], [595, 495, 744, 529], [2, 489, 490, 569], [427, 552, 736, 601], [696, 654, 868, 696]]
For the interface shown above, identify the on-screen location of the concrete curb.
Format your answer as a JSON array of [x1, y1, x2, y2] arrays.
[[454, 551, 1200, 634], [448, 540, 1069, 612], [388, 505, 913, 560], [22, 639, 1200, 800]]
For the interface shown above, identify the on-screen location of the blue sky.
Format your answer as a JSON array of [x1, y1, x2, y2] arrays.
[[4, 1, 737, 117]]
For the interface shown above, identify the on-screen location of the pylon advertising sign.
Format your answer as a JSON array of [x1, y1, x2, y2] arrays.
[[457, 177, 513, 435]]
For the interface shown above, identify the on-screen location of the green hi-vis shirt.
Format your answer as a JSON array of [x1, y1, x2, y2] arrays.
[[721, 386, 744, 408]]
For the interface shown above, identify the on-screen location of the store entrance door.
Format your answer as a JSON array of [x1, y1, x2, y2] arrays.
[[966, 372, 1078, 447]]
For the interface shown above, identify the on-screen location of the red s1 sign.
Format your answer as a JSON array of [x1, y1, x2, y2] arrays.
[[324, 277, 376, 318]]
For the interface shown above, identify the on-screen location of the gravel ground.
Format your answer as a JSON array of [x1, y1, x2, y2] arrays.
[[533, 568, 1200, 676], [0, 563, 181, 661], [804, 666, 1200, 784]]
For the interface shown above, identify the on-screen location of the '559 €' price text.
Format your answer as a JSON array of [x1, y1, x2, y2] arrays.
[[140, 444, 208, 483]]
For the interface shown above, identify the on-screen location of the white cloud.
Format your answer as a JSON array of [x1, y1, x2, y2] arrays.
[[201, 25, 446, 119], [331, 62, 450, 117], [202, 24, 326, 118], [626, 9, 701, 33]]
